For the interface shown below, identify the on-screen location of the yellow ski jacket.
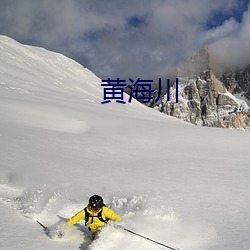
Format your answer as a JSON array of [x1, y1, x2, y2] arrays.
[[67, 206, 121, 233]]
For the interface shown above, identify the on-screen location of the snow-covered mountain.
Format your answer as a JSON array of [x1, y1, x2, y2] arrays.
[[152, 49, 250, 130], [0, 36, 250, 250]]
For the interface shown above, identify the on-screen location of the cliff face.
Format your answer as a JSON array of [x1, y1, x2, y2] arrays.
[[153, 49, 250, 129], [217, 66, 250, 100]]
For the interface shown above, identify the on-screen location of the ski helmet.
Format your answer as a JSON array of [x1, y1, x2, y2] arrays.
[[89, 195, 104, 210]]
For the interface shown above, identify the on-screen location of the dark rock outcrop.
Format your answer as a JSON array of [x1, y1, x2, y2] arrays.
[[153, 49, 250, 130]]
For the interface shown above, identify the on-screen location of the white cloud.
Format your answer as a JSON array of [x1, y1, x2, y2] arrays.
[[209, 4, 250, 68], [201, 18, 240, 45]]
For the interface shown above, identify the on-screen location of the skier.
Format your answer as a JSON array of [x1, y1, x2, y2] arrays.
[[66, 194, 121, 239]]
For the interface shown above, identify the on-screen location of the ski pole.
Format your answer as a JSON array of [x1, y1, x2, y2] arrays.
[[37, 220, 48, 231], [122, 227, 180, 250]]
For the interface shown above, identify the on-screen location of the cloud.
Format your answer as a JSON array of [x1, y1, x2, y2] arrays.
[[0, 0, 249, 79], [200, 18, 240, 45], [209, 3, 250, 69]]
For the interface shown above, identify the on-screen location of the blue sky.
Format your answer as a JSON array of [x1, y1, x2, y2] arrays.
[[206, 0, 249, 28], [0, 0, 249, 79]]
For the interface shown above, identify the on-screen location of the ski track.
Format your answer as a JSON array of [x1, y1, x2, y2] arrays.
[[0, 180, 211, 250]]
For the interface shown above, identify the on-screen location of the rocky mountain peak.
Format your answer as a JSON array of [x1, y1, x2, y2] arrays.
[[177, 48, 210, 78], [152, 49, 250, 130]]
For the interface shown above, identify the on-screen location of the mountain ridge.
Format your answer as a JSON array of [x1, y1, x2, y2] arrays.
[[152, 48, 250, 129]]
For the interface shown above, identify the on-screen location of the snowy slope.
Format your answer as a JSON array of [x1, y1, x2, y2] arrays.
[[0, 36, 250, 250]]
